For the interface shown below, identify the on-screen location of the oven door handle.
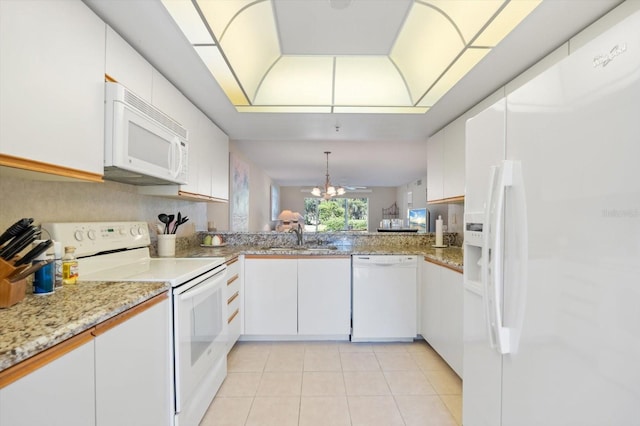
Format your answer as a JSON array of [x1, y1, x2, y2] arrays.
[[175, 270, 226, 300]]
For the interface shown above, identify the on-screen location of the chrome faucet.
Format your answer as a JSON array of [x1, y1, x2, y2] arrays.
[[290, 222, 303, 245]]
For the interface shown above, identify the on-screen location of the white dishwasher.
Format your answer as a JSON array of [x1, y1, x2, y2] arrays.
[[352, 255, 418, 342]]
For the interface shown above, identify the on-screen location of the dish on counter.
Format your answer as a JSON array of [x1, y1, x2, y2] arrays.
[[432, 244, 448, 248], [200, 243, 227, 248]]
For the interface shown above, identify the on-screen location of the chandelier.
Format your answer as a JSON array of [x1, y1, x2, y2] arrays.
[[312, 152, 345, 200]]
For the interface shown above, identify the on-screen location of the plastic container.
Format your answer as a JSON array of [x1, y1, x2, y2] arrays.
[[62, 246, 79, 284]]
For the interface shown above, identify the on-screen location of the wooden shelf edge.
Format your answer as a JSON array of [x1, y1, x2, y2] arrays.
[[424, 257, 463, 274], [0, 154, 104, 183], [427, 195, 465, 205], [92, 292, 168, 337], [177, 190, 228, 203]]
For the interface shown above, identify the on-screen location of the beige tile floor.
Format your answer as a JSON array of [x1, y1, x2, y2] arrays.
[[200, 340, 462, 426]]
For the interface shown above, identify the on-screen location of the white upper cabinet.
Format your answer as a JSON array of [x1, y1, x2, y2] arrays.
[[426, 129, 444, 202], [443, 115, 466, 199], [202, 116, 230, 201], [0, 0, 105, 181], [427, 116, 466, 203], [105, 26, 153, 102]]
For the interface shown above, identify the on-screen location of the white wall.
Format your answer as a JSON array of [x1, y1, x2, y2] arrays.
[[207, 141, 275, 232], [280, 186, 397, 232]]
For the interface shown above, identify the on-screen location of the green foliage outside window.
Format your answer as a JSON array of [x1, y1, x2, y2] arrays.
[[304, 197, 368, 232]]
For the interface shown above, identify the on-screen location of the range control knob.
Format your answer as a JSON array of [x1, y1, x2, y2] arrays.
[[87, 229, 97, 240], [74, 230, 84, 241], [137, 226, 146, 236], [119, 228, 126, 236]]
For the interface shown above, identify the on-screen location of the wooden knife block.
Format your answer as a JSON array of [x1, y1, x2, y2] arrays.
[[0, 258, 27, 308]]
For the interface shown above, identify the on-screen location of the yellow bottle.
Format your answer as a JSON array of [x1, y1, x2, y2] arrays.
[[62, 246, 79, 284]]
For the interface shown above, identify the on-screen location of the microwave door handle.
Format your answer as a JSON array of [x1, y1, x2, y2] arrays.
[[170, 136, 182, 180]]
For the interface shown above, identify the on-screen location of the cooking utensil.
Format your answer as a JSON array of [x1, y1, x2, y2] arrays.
[[14, 240, 53, 266], [172, 215, 189, 234], [0, 218, 34, 247], [8, 259, 53, 283], [166, 214, 175, 234], [171, 212, 181, 234], [158, 214, 170, 234], [0, 226, 39, 260]]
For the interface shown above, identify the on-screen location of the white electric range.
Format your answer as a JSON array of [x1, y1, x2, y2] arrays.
[[43, 221, 227, 426]]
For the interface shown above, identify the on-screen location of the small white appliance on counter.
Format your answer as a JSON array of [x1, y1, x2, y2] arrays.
[[352, 255, 417, 341], [43, 222, 226, 426], [104, 82, 189, 186], [463, 10, 640, 426]]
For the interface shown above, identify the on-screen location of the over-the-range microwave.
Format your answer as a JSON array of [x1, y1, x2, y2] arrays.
[[104, 82, 189, 185]]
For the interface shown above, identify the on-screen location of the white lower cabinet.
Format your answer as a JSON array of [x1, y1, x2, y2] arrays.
[[244, 257, 298, 336], [420, 259, 463, 376], [226, 256, 243, 352], [0, 334, 96, 426], [298, 257, 351, 337], [243, 256, 351, 338], [94, 296, 171, 426], [421, 260, 442, 344], [0, 294, 171, 426]]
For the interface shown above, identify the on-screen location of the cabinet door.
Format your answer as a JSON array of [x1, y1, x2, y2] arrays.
[[426, 129, 444, 202], [421, 260, 441, 348], [105, 26, 153, 101], [95, 297, 171, 426], [443, 116, 466, 199], [244, 258, 298, 335], [298, 257, 351, 336], [0, 338, 95, 426], [440, 268, 463, 376], [205, 118, 230, 201], [0, 0, 105, 178], [226, 256, 243, 351]]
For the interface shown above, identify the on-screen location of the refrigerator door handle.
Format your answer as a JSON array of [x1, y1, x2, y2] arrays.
[[506, 160, 528, 354], [491, 161, 510, 354], [482, 165, 499, 350], [491, 160, 522, 355]]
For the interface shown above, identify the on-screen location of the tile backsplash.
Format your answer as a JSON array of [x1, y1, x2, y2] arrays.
[[0, 175, 207, 235]]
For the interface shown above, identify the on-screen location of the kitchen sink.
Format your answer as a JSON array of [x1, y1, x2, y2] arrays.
[[267, 246, 338, 251]]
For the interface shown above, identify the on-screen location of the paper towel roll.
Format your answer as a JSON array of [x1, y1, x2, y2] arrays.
[[435, 215, 443, 246]]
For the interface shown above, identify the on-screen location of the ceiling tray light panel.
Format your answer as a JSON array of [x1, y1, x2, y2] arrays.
[[161, 0, 541, 113]]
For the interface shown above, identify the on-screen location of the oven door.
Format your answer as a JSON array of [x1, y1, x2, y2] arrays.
[[173, 266, 227, 415]]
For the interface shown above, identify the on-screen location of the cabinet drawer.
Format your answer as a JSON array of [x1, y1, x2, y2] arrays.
[[226, 270, 240, 295], [227, 288, 240, 314], [226, 257, 240, 277], [227, 307, 241, 353]]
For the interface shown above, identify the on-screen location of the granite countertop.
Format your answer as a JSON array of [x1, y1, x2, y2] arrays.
[[1, 241, 461, 375], [0, 281, 168, 372], [184, 244, 463, 272]]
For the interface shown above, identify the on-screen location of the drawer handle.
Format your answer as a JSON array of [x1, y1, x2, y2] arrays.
[[227, 257, 239, 266], [227, 291, 239, 305], [228, 308, 239, 324], [227, 274, 239, 286]]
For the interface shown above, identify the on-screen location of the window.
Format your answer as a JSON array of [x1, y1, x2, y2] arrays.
[[304, 197, 368, 232]]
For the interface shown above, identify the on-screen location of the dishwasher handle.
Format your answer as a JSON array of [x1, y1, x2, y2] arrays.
[[352, 256, 417, 267]]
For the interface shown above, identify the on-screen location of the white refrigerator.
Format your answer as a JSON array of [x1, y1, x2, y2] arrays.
[[463, 9, 640, 426]]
